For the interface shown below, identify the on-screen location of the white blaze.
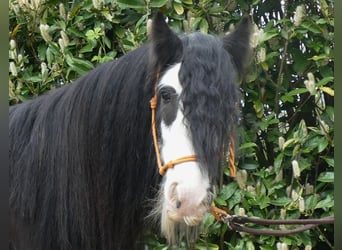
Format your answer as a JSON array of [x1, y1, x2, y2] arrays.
[[158, 63, 210, 228]]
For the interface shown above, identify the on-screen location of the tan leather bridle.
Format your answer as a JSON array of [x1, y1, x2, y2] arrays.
[[149, 93, 198, 176]]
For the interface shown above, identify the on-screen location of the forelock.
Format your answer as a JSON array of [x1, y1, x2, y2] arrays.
[[177, 33, 240, 181]]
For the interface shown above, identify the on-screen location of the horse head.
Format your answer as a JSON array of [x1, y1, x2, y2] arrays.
[[148, 12, 253, 246]]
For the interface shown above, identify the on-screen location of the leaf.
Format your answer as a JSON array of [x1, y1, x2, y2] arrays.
[[65, 55, 94, 76], [116, 0, 145, 9], [258, 31, 278, 44], [150, 0, 169, 8], [79, 44, 95, 53], [219, 182, 238, 201], [316, 76, 334, 87], [315, 195, 334, 209], [321, 156, 334, 167], [253, 100, 264, 118], [301, 21, 322, 34], [200, 19, 209, 33], [317, 139, 328, 153], [319, 86, 334, 96], [239, 142, 257, 150], [23, 75, 42, 82], [181, 0, 193, 4], [269, 197, 292, 206], [173, 2, 184, 15], [317, 172, 334, 182]]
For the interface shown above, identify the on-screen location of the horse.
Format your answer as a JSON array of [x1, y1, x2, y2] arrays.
[[9, 12, 252, 249]]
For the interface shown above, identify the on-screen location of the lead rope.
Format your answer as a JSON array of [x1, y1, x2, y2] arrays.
[[210, 138, 334, 236]]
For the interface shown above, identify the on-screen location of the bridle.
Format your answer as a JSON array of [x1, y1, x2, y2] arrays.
[[149, 91, 197, 176]]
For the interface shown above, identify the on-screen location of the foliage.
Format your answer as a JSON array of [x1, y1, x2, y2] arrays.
[[9, 0, 334, 249]]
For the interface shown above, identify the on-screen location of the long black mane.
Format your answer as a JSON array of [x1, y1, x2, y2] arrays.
[[10, 44, 160, 249], [10, 13, 252, 250]]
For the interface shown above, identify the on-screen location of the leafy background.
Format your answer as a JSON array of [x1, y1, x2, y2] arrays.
[[9, 0, 334, 249]]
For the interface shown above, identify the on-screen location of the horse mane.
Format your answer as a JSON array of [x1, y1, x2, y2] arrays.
[[9, 44, 160, 249]]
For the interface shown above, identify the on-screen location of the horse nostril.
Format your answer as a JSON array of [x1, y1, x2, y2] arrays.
[[176, 200, 182, 208]]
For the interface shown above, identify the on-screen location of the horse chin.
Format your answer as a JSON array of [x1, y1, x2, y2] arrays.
[[160, 203, 203, 247], [147, 190, 208, 247]]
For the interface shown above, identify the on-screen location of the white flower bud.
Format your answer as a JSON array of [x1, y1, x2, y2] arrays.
[[10, 62, 18, 76], [305, 245, 312, 250], [250, 24, 261, 48], [146, 19, 152, 36], [10, 39, 16, 50], [276, 242, 288, 250], [280, 208, 286, 219], [257, 47, 266, 63], [239, 207, 245, 216], [292, 160, 300, 179], [291, 189, 299, 201], [278, 136, 285, 150], [17, 54, 23, 65], [58, 38, 65, 52], [41, 62, 47, 75], [299, 196, 305, 212], [246, 185, 256, 195], [59, 3, 67, 20], [236, 170, 247, 189], [294, 5, 305, 26], [40, 24, 52, 42], [60, 31, 69, 47], [92, 0, 103, 9], [304, 72, 316, 95]]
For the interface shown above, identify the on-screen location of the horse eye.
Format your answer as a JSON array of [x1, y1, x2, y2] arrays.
[[159, 87, 176, 103]]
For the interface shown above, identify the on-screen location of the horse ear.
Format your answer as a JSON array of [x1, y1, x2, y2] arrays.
[[222, 16, 253, 77], [149, 11, 183, 72]]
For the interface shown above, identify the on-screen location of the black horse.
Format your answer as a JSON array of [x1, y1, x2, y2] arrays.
[[9, 12, 252, 249]]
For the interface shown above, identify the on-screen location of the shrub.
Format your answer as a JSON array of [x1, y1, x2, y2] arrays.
[[9, 0, 334, 248]]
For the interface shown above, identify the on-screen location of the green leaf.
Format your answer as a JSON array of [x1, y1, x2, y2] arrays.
[[239, 142, 257, 150], [219, 182, 238, 201], [67, 27, 86, 38], [79, 44, 95, 53], [315, 195, 334, 209], [181, 0, 193, 4], [305, 194, 319, 210], [38, 44, 47, 61], [317, 172, 334, 182], [301, 21, 322, 34], [269, 197, 292, 206], [214, 196, 227, 206], [321, 156, 334, 167], [23, 75, 42, 82], [116, 0, 145, 9], [196, 242, 219, 250], [258, 31, 278, 44], [173, 2, 184, 15], [150, 0, 169, 8], [200, 19, 209, 33], [65, 55, 94, 76]]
